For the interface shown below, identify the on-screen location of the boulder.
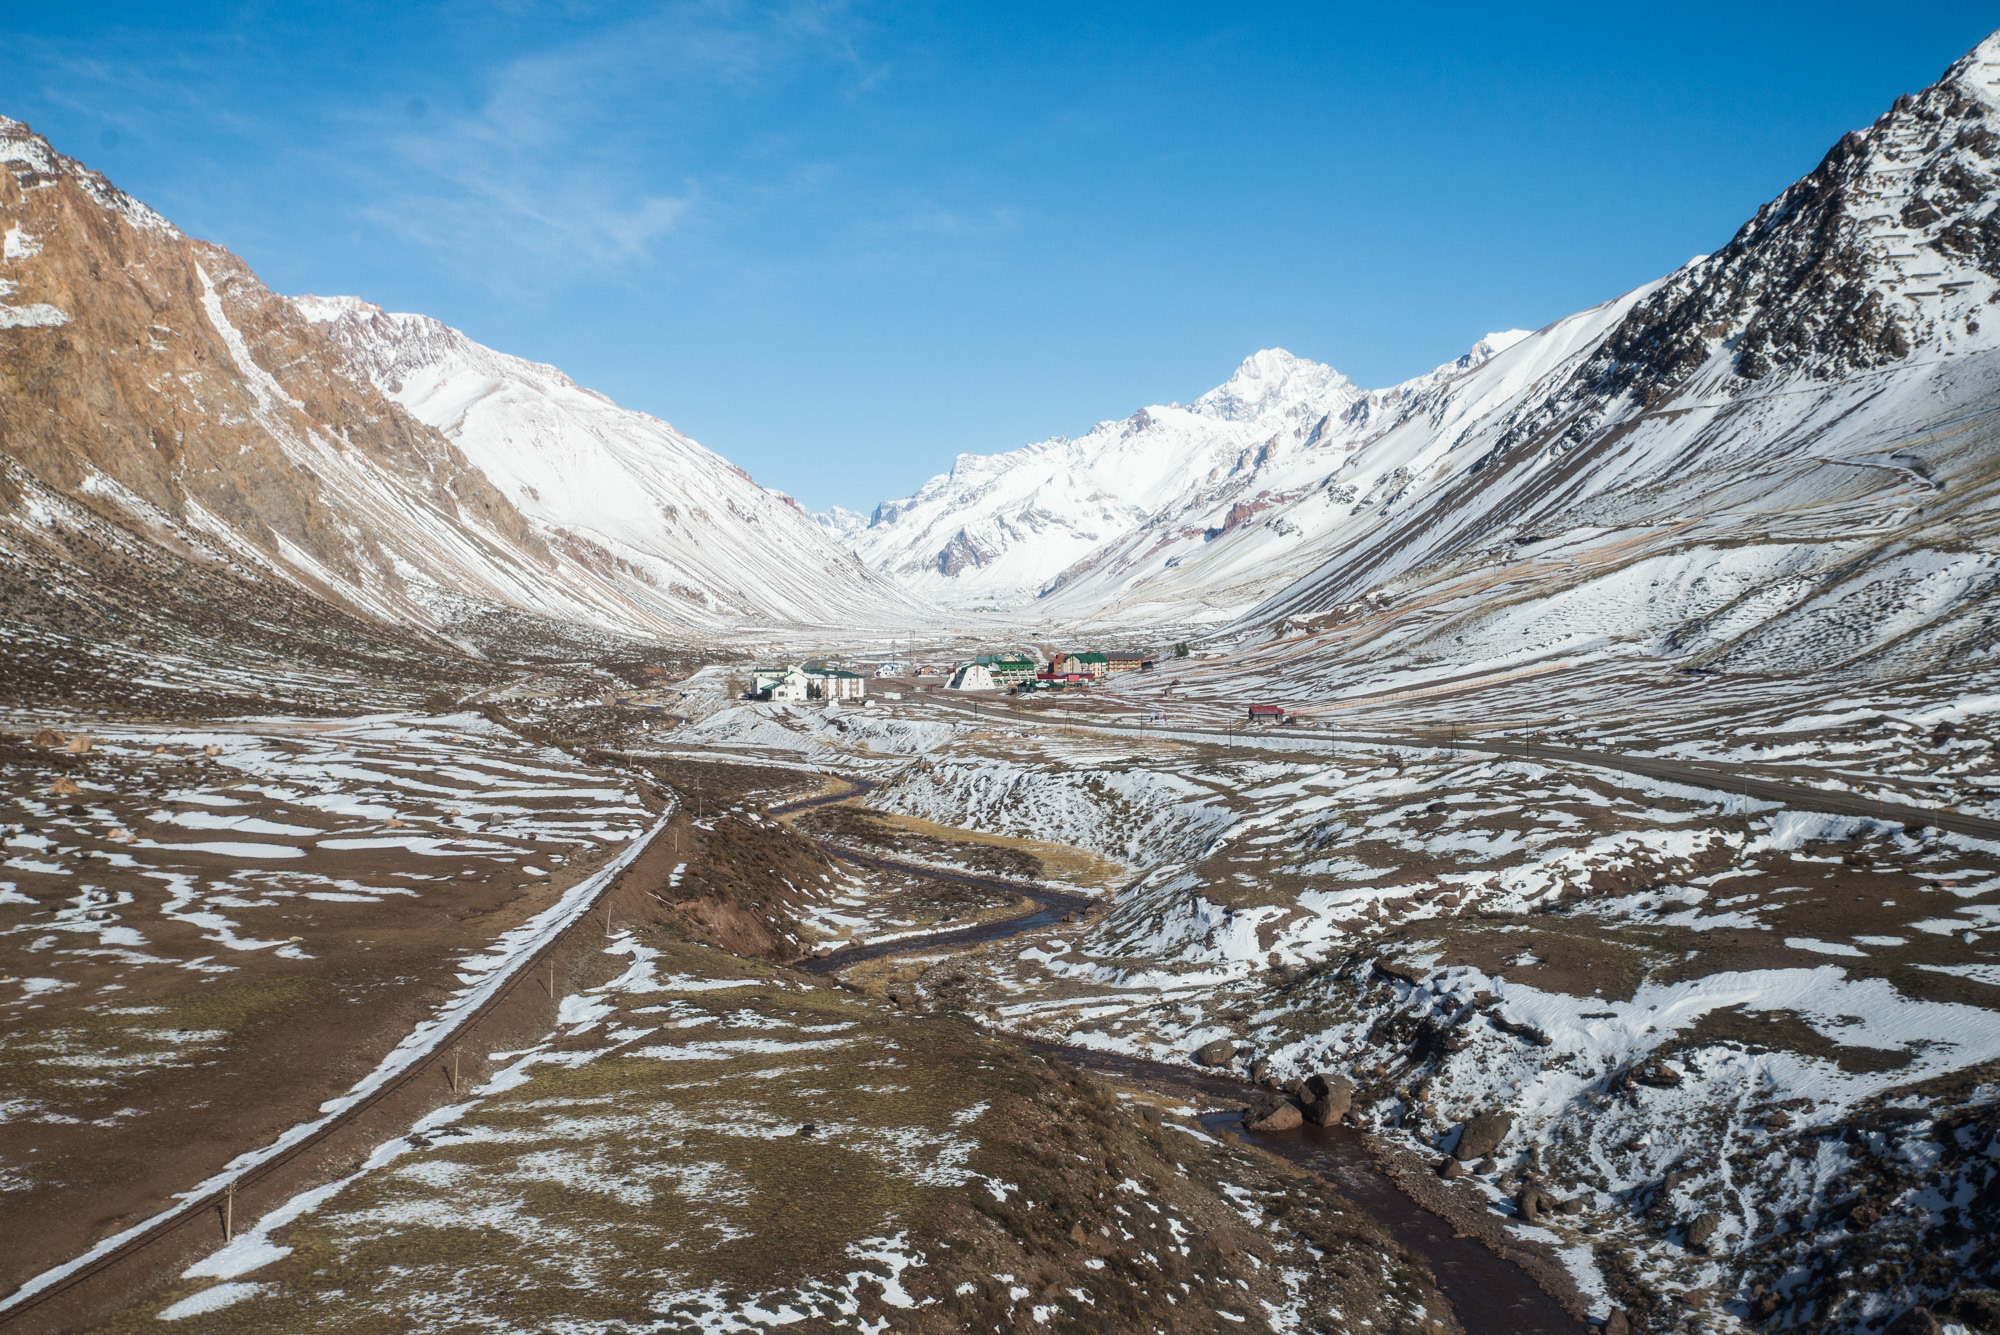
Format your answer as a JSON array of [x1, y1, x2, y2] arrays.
[[1302, 1073, 1355, 1126], [1193, 1039, 1236, 1067], [1604, 1311, 1633, 1335], [1437, 1157, 1463, 1180], [1242, 1095, 1303, 1132], [1517, 1184, 1545, 1224], [1372, 959, 1428, 986], [65, 735, 92, 754], [1452, 1110, 1514, 1161], [47, 777, 81, 797], [1685, 1211, 1719, 1251], [32, 729, 60, 747], [1629, 1058, 1683, 1088]]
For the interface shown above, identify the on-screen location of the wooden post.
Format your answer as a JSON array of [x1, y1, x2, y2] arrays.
[[549, 957, 558, 1001], [450, 1045, 462, 1094], [224, 1183, 234, 1241]]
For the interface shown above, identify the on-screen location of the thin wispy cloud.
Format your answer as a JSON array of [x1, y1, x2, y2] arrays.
[[339, 1, 868, 285]]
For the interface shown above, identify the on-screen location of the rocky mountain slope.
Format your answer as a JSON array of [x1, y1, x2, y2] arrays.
[[1197, 32, 2000, 684], [0, 115, 916, 659]]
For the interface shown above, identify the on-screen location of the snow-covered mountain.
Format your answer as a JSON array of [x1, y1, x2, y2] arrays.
[[834, 338, 1526, 610], [294, 296, 922, 632], [834, 29, 2000, 684], [1178, 32, 2000, 678], [0, 113, 919, 650]]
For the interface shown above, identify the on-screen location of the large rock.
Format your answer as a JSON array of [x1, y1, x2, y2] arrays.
[[1452, 1110, 1514, 1162], [1685, 1211, 1719, 1251], [1301, 1072, 1354, 1126], [1193, 1039, 1236, 1067], [1242, 1095, 1303, 1132]]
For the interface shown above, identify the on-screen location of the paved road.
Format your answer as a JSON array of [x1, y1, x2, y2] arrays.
[[929, 696, 2000, 843]]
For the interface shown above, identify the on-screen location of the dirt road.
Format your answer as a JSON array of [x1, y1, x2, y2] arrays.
[[927, 695, 2000, 842]]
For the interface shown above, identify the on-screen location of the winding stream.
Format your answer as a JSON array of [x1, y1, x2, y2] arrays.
[[767, 768, 1588, 1334]]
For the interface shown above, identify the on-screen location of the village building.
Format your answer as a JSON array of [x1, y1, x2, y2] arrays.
[[1052, 651, 1109, 679], [1247, 703, 1287, 723], [947, 662, 997, 691], [973, 652, 1039, 687], [815, 667, 868, 700], [752, 664, 868, 702], [1105, 652, 1147, 674]]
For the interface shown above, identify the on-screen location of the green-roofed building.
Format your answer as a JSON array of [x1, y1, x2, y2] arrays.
[[974, 653, 1038, 687]]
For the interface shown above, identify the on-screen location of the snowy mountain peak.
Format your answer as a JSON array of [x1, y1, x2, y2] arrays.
[[1192, 348, 1358, 424], [815, 505, 871, 543], [838, 330, 1521, 608]]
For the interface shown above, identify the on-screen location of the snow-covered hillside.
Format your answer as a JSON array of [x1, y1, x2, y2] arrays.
[[295, 296, 923, 632], [835, 339, 1526, 611]]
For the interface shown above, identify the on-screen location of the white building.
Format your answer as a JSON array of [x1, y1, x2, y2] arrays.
[[753, 663, 866, 702], [947, 662, 997, 691], [815, 668, 868, 700]]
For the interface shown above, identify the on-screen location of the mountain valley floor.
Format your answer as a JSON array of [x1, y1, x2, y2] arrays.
[[2, 618, 1995, 1335]]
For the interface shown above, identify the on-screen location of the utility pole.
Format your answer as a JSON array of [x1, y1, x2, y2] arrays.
[[450, 1045, 463, 1095], [223, 1183, 235, 1241]]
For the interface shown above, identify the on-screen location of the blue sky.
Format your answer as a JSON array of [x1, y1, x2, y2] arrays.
[[5, 4, 1997, 511]]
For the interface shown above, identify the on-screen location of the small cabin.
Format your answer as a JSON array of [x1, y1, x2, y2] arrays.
[[1247, 704, 1287, 723]]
